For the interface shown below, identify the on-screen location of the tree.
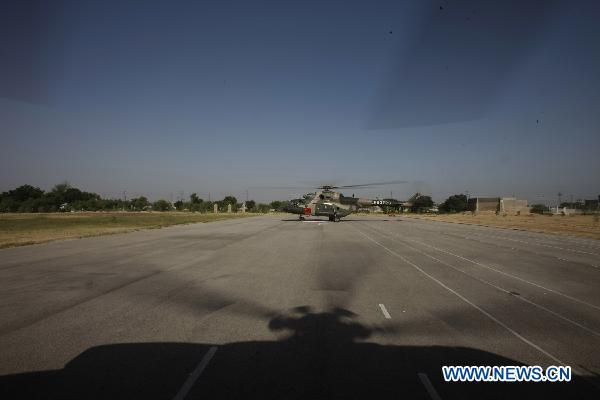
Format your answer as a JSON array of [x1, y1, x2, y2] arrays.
[[219, 196, 238, 212], [200, 201, 214, 213], [222, 195, 237, 205], [255, 203, 271, 213], [173, 200, 184, 210], [8, 185, 44, 201], [64, 188, 83, 203], [51, 182, 70, 196], [1, 185, 45, 212], [131, 196, 150, 211], [439, 194, 468, 213], [63, 188, 99, 204], [411, 195, 433, 213], [44, 181, 71, 207], [245, 200, 256, 211], [152, 199, 171, 211], [0, 196, 18, 212], [190, 193, 202, 204], [270, 200, 286, 210]]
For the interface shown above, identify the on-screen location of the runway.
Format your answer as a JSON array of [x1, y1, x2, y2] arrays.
[[1, 215, 599, 399]]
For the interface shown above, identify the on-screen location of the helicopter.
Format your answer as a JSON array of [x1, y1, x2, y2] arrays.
[[281, 181, 417, 222]]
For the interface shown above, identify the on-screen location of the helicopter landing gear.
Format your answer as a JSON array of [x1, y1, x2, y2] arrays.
[[329, 213, 340, 222], [299, 215, 305, 221]]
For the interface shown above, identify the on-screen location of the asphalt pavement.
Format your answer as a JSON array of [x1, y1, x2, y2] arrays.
[[1, 215, 599, 399]]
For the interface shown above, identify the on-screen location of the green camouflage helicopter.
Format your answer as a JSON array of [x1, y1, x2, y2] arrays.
[[282, 181, 417, 222]]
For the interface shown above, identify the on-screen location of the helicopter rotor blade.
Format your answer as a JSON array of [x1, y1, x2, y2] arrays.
[[251, 180, 409, 191], [249, 186, 314, 190], [335, 180, 409, 189]]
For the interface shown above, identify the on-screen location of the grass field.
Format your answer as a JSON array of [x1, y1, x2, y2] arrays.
[[405, 213, 600, 240], [0, 212, 255, 249]]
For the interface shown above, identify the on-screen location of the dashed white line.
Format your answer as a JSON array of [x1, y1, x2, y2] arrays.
[[378, 303, 391, 319], [172, 346, 218, 400], [418, 373, 442, 400]]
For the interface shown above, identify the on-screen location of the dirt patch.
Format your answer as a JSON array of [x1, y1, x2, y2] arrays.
[[0, 212, 256, 248], [404, 213, 600, 240]]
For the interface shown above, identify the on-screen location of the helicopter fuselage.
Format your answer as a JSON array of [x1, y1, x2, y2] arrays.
[[284, 190, 376, 221]]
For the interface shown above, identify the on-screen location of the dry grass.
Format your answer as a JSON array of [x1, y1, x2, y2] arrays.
[[404, 213, 600, 240], [0, 212, 255, 249]]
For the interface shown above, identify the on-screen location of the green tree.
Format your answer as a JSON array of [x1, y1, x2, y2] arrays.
[[255, 203, 271, 213], [1, 185, 45, 212], [152, 199, 171, 211], [269, 200, 289, 211], [219, 196, 238, 212], [200, 201, 214, 213], [189, 193, 203, 204], [245, 200, 256, 211], [44, 181, 72, 209], [411, 195, 434, 213], [0, 196, 18, 212], [131, 196, 150, 211], [64, 188, 83, 203], [439, 194, 468, 213], [8, 185, 44, 201]]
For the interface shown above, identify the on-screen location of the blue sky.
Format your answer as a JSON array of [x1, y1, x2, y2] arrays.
[[1, 0, 599, 204]]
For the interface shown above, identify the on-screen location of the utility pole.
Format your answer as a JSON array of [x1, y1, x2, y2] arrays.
[[465, 190, 470, 201], [557, 192, 563, 214], [122, 190, 127, 211], [246, 189, 249, 202], [558, 192, 562, 207]]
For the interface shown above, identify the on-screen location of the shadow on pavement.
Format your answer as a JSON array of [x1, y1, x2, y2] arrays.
[[1, 307, 597, 399]]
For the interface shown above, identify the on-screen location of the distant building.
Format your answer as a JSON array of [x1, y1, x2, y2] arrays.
[[499, 197, 529, 214], [584, 199, 599, 210], [552, 206, 583, 215], [468, 197, 500, 212], [468, 197, 529, 214]]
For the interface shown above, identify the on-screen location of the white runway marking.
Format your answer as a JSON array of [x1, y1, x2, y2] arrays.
[[451, 232, 600, 270], [418, 373, 442, 400], [399, 220, 600, 268], [406, 237, 600, 312], [372, 221, 600, 311], [378, 303, 391, 319], [373, 228, 600, 338], [172, 346, 218, 400], [354, 227, 569, 367], [465, 232, 600, 257]]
